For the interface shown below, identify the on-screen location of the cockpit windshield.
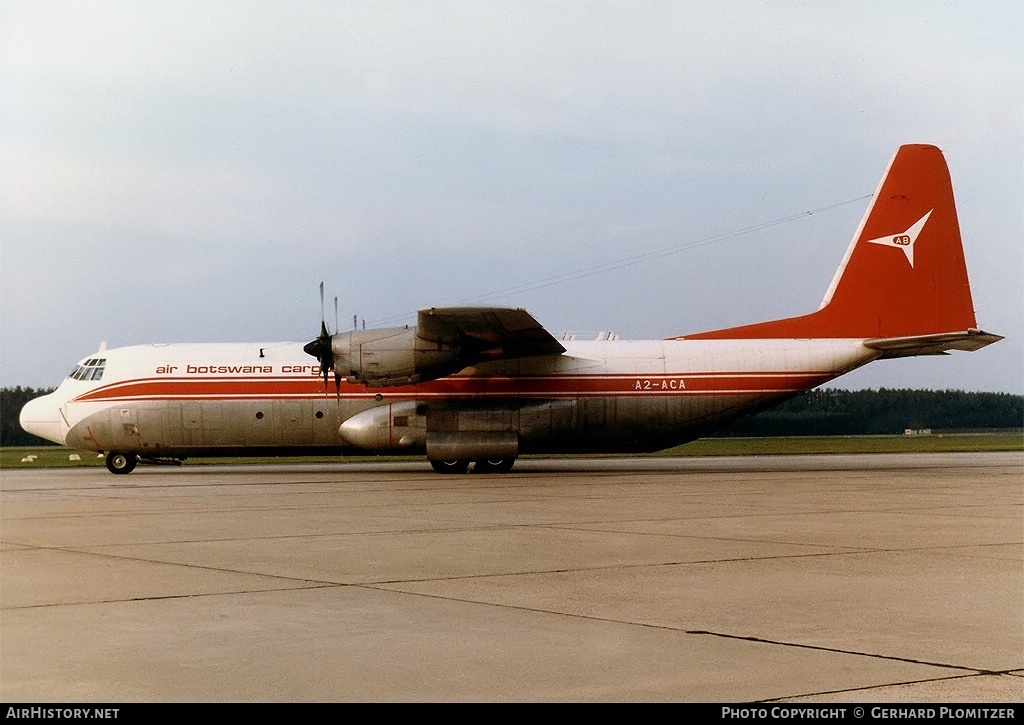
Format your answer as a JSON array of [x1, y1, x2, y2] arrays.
[[68, 358, 106, 381]]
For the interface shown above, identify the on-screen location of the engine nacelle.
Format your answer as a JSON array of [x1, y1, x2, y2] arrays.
[[330, 326, 464, 387]]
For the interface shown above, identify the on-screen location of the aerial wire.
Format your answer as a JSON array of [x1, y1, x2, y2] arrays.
[[366, 193, 871, 327]]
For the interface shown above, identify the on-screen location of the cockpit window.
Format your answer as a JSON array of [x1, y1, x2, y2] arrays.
[[68, 358, 106, 381]]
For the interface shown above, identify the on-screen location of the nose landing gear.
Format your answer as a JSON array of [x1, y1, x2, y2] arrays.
[[105, 451, 137, 475]]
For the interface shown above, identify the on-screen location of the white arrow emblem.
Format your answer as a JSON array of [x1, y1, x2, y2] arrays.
[[865, 210, 932, 268]]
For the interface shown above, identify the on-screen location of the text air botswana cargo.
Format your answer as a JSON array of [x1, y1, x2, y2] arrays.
[[20, 145, 1002, 474]]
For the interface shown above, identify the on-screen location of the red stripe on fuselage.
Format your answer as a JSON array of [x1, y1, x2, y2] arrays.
[[71, 371, 832, 404]]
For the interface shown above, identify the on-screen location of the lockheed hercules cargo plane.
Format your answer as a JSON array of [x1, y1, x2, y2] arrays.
[[20, 145, 1001, 474]]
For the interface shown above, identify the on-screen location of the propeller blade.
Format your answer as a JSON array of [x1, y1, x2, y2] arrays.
[[304, 282, 337, 394], [319, 281, 328, 333]]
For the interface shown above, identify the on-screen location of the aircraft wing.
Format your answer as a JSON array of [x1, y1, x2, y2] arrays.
[[864, 328, 1003, 359], [418, 307, 566, 360]]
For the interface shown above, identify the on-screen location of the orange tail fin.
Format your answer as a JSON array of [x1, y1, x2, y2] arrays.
[[684, 144, 981, 340]]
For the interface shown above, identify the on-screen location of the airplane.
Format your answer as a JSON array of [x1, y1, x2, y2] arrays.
[[19, 144, 1002, 475]]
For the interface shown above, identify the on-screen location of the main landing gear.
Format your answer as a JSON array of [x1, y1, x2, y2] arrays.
[[105, 451, 137, 475], [429, 458, 516, 474], [474, 457, 516, 473]]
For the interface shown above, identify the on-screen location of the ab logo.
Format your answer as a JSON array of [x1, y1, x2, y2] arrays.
[[865, 210, 932, 268]]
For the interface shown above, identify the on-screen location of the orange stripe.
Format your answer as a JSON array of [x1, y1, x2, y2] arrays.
[[71, 371, 832, 403]]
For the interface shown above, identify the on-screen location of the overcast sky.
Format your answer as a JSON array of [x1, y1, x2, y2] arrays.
[[3, 1, 1022, 393]]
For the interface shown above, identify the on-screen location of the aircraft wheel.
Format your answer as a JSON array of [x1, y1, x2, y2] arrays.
[[429, 459, 470, 474], [105, 451, 137, 475], [474, 458, 516, 473]]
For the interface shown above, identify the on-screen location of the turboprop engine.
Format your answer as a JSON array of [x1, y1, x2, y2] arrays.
[[327, 326, 464, 387], [303, 302, 567, 390]]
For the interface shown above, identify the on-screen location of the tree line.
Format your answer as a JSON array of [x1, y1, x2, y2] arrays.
[[2, 385, 1022, 447], [714, 388, 1023, 437], [3, 387, 56, 446]]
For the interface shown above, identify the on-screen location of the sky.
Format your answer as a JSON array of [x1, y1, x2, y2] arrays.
[[2, 0, 1022, 393]]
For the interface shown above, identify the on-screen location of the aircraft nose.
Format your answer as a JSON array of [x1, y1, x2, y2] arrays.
[[19, 394, 67, 445]]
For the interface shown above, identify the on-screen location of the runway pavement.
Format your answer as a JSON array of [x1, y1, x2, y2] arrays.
[[2, 452, 1021, 702]]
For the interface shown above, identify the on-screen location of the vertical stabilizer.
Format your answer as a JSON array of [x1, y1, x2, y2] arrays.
[[682, 144, 980, 340]]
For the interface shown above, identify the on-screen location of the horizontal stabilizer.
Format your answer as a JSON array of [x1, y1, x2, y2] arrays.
[[864, 329, 1003, 359]]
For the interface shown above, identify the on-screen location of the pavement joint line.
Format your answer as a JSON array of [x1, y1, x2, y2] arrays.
[[2, 539, 892, 591], [758, 670, 1017, 703], [685, 629, 1007, 674], [353, 583, 1013, 677]]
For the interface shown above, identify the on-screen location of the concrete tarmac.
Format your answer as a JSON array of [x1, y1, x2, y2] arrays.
[[2, 452, 1021, 702]]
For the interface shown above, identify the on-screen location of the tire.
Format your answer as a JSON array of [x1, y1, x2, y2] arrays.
[[105, 451, 137, 475], [474, 458, 515, 473], [429, 459, 470, 474]]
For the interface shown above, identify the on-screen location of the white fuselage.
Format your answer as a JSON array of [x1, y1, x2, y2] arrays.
[[20, 337, 879, 459]]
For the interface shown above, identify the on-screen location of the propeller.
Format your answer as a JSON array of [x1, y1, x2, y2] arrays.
[[303, 282, 340, 394]]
